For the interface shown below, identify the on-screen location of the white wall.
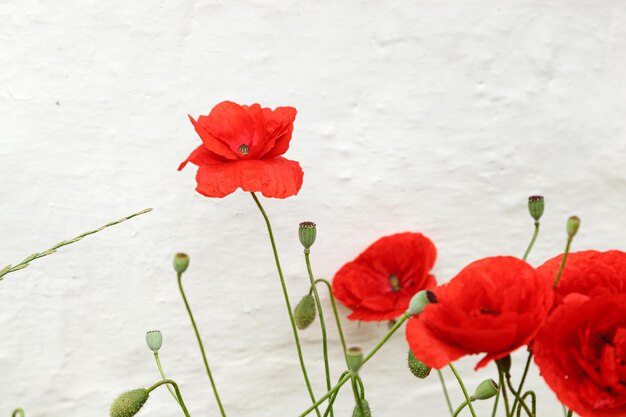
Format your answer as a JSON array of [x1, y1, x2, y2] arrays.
[[1, 1, 625, 416]]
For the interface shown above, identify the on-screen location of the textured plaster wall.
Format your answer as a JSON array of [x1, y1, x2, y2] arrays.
[[1, 1, 626, 416]]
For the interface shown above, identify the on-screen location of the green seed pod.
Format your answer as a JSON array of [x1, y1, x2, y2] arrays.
[[473, 379, 499, 400], [294, 294, 317, 329], [527, 196, 544, 221], [298, 222, 317, 250], [145, 330, 163, 352], [407, 350, 431, 379], [567, 216, 581, 238], [110, 389, 149, 417], [173, 253, 190, 274], [352, 399, 372, 417], [346, 347, 364, 373], [408, 290, 437, 316]]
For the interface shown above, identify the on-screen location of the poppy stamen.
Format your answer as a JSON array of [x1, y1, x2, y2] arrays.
[[389, 274, 401, 292], [238, 144, 249, 155]]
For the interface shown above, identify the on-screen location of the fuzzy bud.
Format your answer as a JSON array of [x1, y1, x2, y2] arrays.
[[472, 379, 499, 400], [567, 216, 581, 238], [346, 347, 364, 373], [527, 196, 544, 221], [408, 290, 437, 316], [294, 294, 317, 330], [173, 253, 190, 274], [298, 222, 317, 250], [407, 350, 431, 379], [352, 399, 372, 417], [145, 330, 163, 352], [110, 389, 149, 417]]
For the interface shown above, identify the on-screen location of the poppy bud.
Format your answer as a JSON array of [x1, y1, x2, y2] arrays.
[[298, 222, 317, 250], [294, 294, 317, 329], [527, 196, 544, 221], [407, 350, 431, 379], [496, 355, 511, 377], [472, 379, 499, 400], [407, 290, 437, 316], [567, 216, 581, 238], [346, 347, 364, 373], [352, 399, 372, 417], [173, 253, 190, 274], [145, 330, 163, 352], [110, 389, 149, 417]]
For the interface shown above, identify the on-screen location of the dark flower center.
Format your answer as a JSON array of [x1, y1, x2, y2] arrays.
[[389, 274, 401, 292], [238, 144, 249, 155]]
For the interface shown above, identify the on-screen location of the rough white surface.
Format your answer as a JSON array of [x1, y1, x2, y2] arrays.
[[1, 1, 626, 416]]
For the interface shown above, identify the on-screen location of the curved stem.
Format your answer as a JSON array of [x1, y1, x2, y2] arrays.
[[522, 222, 540, 261], [0, 208, 152, 282], [499, 368, 512, 417], [511, 352, 532, 414], [448, 363, 477, 417], [506, 375, 534, 417], [300, 314, 408, 417], [351, 376, 366, 416], [146, 379, 191, 417], [453, 399, 475, 417], [323, 372, 349, 417], [437, 369, 454, 416], [250, 192, 321, 417], [177, 272, 226, 417], [304, 252, 332, 415], [11, 409, 25, 417], [315, 279, 348, 355], [153, 352, 181, 404], [490, 378, 501, 417], [515, 391, 536, 417]]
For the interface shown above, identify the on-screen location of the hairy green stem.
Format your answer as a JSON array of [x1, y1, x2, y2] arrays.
[[499, 368, 512, 417], [491, 378, 501, 417], [437, 369, 454, 416], [553, 237, 573, 289], [452, 399, 475, 417], [177, 272, 226, 417], [304, 252, 332, 415], [351, 376, 366, 416], [506, 375, 534, 417], [146, 379, 191, 417], [154, 352, 180, 404], [323, 371, 349, 417], [250, 192, 321, 417], [515, 391, 536, 417], [315, 279, 348, 355], [299, 313, 409, 417], [566, 410, 573, 417], [0, 208, 152, 282], [448, 363, 477, 417], [11, 409, 25, 417]]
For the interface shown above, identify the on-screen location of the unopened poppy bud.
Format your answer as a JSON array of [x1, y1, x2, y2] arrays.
[[527, 196, 544, 221], [407, 350, 431, 379], [294, 294, 316, 329], [346, 347, 364, 372], [173, 253, 189, 274], [408, 290, 437, 316], [472, 379, 499, 400], [567, 216, 581, 238], [145, 330, 163, 352], [352, 399, 372, 417], [298, 222, 317, 250], [495, 355, 511, 377], [110, 388, 149, 417]]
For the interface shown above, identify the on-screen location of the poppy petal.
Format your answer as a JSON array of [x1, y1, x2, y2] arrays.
[[178, 145, 224, 171]]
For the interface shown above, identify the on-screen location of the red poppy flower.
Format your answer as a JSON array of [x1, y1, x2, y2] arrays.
[[534, 293, 626, 417], [178, 101, 304, 198], [331, 232, 437, 322], [537, 250, 626, 306], [406, 256, 553, 370]]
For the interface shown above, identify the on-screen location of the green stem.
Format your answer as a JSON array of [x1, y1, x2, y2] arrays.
[[566, 410, 573, 417], [437, 369, 454, 416], [146, 379, 191, 417], [11, 409, 25, 417], [506, 375, 534, 417], [351, 376, 366, 416], [511, 352, 532, 415], [522, 222, 540, 261], [515, 391, 536, 417], [322, 372, 349, 417], [453, 399, 475, 417], [304, 252, 332, 415], [154, 352, 181, 404], [499, 368, 512, 417], [553, 237, 573, 289], [177, 272, 226, 417], [299, 313, 409, 417], [250, 192, 321, 417], [315, 279, 348, 355], [0, 208, 152, 282], [490, 378, 501, 417], [448, 363, 477, 417]]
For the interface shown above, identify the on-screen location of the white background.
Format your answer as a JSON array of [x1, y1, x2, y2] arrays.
[[1, 1, 625, 416]]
